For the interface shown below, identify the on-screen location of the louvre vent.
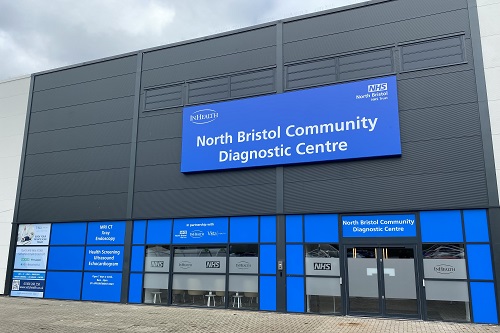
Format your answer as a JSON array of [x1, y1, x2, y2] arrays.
[[402, 36, 464, 72], [144, 84, 183, 111]]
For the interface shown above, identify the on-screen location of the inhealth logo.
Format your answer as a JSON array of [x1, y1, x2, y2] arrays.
[[190, 109, 218, 124], [368, 83, 388, 92]]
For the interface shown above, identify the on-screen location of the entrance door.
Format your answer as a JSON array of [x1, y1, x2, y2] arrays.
[[345, 246, 419, 317]]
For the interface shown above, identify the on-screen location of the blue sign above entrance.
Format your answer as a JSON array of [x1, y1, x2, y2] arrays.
[[181, 76, 401, 172], [173, 217, 228, 244], [342, 214, 416, 238]]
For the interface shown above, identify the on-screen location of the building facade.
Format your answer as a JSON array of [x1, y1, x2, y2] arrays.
[[4, 0, 500, 324]]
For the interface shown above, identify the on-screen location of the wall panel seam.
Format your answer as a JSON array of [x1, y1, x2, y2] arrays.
[[33, 72, 137, 94]]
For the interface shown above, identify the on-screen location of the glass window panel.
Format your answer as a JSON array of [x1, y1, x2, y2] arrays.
[[229, 275, 258, 310], [173, 247, 227, 273], [425, 280, 470, 322], [172, 274, 225, 307], [143, 273, 169, 304], [423, 244, 467, 279], [305, 244, 340, 276], [306, 277, 342, 314], [229, 244, 258, 274], [145, 245, 170, 272]]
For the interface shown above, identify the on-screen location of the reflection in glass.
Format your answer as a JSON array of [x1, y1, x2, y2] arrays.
[[145, 245, 170, 272], [229, 244, 258, 275], [305, 244, 340, 276], [306, 277, 341, 314], [425, 280, 470, 322], [172, 274, 226, 307], [229, 275, 258, 310], [143, 273, 169, 304]]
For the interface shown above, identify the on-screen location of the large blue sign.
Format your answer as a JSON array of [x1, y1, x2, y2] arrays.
[[342, 214, 416, 238], [173, 217, 228, 244], [81, 272, 122, 302], [85, 246, 124, 271], [181, 76, 401, 172]]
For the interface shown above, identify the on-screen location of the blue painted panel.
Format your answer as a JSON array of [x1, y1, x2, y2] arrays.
[[286, 245, 304, 275], [133, 220, 147, 244], [87, 221, 126, 245], [420, 210, 463, 242], [181, 76, 401, 172], [342, 214, 416, 238], [260, 245, 276, 275], [172, 217, 228, 244], [128, 273, 143, 304], [230, 216, 258, 243], [463, 210, 489, 243], [471, 282, 498, 324], [131, 246, 145, 272], [81, 272, 122, 302], [286, 215, 302, 243], [260, 216, 276, 243], [260, 276, 276, 311], [84, 246, 124, 271], [304, 214, 338, 242], [287, 277, 305, 313], [50, 223, 87, 245], [467, 244, 493, 280], [44, 271, 82, 300], [48, 246, 84, 271], [146, 219, 172, 244]]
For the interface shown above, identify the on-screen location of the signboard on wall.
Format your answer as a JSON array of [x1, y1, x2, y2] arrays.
[[181, 76, 401, 172], [173, 217, 228, 244], [87, 221, 126, 245], [342, 214, 416, 238], [17, 224, 51, 246], [81, 272, 122, 302], [84, 246, 124, 271], [11, 271, 46, 298], [14, 246, 48, 270]]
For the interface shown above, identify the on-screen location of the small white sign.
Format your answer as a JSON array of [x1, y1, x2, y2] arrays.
[[17, 224, 51, 246]]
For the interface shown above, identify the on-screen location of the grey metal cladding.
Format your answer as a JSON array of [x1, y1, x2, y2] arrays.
[[20, 168, 129, 199], [141, 47, 276, 88], [23, 144, 131, 177], [398, 70, 477, 110], [33, 55, 137, 92], [284, 171, 487, 214], [138, 113, 182, 142], [284, 136, 484, 183], [402, 36, 465, 71], [282, 0, 468, 43], [230, 69, 275, 98], [188, 77, 229, 104], [29, 96, 134, 133], [142, 26, 276, 70], [31, 73, 136, 112], [283, 9, 470, 63], [286, 58, 336, 90], [136, 139, 181, 166], [18, 194, 128, 223], [144, 84, 183, 111], [338, 49, 393, 81], [26, 120, 133, 154], [132, 184, 276, 219], [134, 164, 275, 192]]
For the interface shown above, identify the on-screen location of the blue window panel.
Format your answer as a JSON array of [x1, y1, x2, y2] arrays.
[[128, 273, 143, 304], [467, 244, 493, 280], [48, 246, 85, 271], [304, 214, 338, 243], [471, 282, 498, 324], [172, 217, 228, 244], [420, 210, 463, 242], [286, 245, 304, 275], [260, 276, 276, 311], [87, 221, 126, 245], [82, 272, 122, 302], [287, 276, 305, 313], [260, 245, 276, 275], [133, 220, 147, 244], [147, 219, 172, 244], [260, 216, 276, 243], [463, 210, 489, 243], [84, 246, 124, 271], [44, 271, 82, 300], [50, 223, 87, 245], [131, 246, 145, 272], [230, 216, 258, 243], [286, 215, 303, 243]]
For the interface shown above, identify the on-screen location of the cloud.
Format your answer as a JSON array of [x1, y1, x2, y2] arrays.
[[0, 0, 365, 81]]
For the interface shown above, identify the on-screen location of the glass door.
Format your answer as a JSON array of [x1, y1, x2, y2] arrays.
[[346, 246, 419, 317]]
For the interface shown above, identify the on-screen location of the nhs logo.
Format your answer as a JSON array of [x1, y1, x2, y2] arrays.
[[313, 263, 332, 270], [368, 83, 388, 92]]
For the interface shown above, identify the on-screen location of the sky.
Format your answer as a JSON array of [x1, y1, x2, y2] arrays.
[[0, 0, 365, 82]]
